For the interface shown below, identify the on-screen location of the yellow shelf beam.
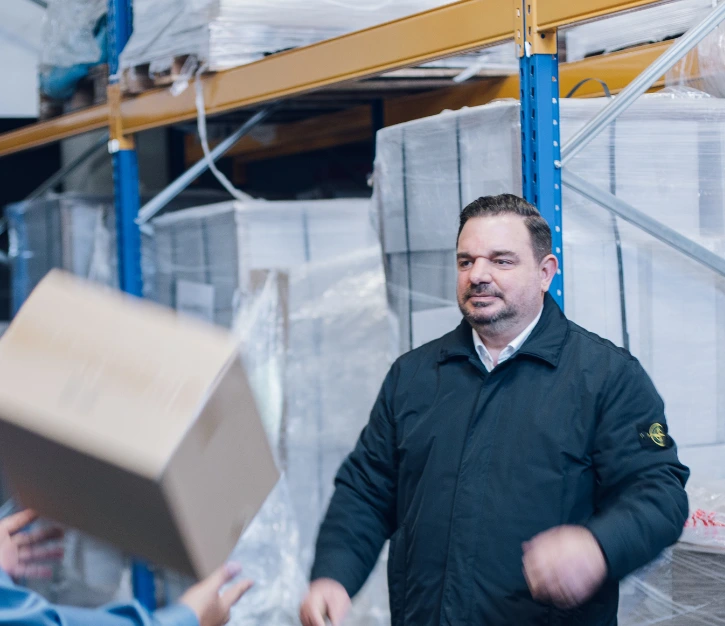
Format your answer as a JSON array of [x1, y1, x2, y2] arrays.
[[0, 0, 675, 157], [0, 105, 108, 158]]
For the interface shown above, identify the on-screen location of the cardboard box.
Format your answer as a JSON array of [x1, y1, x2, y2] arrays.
[[0, 270, 279, 579]]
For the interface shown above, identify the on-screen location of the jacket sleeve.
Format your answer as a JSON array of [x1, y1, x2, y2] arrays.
[[0, 567, 198, 626], [585, 357, 690, 581], [309, 362, 399, 597]]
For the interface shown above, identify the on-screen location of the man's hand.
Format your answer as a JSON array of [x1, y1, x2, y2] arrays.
[[0, 509, 64, 581], [522, 525, 607, 609], [179, 562, 253, 626], [300, 578, 351, 626]]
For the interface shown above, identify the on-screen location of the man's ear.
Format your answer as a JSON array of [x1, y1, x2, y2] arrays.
[[540, 254, 559, 292]]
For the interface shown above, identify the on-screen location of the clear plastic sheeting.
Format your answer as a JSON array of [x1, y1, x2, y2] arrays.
[[564, 0, 712, 62], [224, 479, 307, 626], [40, 0, 106, 68], [25, 532, 132, 608], [234, 270, 288, 462], [120, 0, 510, 73], [619, 481, 725, 625], [680, 481, 725, 551], [162, 273, 305, 624], [373, 94, 725, 494], [619, 548, 725, 625], [6, 193, 117, 314], [283, 246, 390, 569], [666, 1, 725, 98], [145, 198, 392, 625]]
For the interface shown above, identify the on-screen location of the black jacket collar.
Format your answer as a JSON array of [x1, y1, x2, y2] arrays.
[[437, 292, 569, 368]]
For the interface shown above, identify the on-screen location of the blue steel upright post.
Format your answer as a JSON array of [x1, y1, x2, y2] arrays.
[[516, 1, 564, 309], [107, 0, 155, 609]]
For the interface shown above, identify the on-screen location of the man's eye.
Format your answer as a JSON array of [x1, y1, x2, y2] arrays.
[[495, 260, 512, 266], [458, 260, 472, 268]]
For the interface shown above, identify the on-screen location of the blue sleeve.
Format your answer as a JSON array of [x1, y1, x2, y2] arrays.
[[0, 569, 198, 626]]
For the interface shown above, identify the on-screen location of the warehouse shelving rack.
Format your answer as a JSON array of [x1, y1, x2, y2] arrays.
[[2, 0, 725, 609]]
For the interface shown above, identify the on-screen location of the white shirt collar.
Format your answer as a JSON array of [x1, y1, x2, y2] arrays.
[[472, 307, 543, 372]]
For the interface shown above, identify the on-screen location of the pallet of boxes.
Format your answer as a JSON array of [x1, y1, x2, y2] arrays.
[[38, 0, 109, 119]]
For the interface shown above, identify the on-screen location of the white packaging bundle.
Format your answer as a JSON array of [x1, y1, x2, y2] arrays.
[[565, 0, 711, 62], [120, 0, 515, 74]]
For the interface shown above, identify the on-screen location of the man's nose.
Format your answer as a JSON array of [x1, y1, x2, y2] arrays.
[[469, 258, 492, 285]]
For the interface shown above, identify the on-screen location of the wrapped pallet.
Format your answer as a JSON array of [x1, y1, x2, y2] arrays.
[[38, 0, 108, 111], [145, 199, 392, 625], [119, 0, 514, 77], [7, 193, 117, 314], [6, 190, 230, 314], [618, 481, 725, 624], [374, 93, 725, 489], [564, 0, 711, 62]]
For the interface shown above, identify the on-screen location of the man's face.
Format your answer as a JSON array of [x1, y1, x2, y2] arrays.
[[456, 215, 552, 332]]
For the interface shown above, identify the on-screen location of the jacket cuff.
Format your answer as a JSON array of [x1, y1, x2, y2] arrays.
[[585, 517, 626, 581], [153, 604, 199, 626], [310, 555, 361, 599]]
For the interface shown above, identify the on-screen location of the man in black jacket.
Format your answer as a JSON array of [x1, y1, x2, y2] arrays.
[[300, 194, 689, 626]]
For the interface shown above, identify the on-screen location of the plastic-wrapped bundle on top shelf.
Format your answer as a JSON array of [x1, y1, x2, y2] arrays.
[[6, 193, 117, 314], [374, 93, 725, 490], [144, 199, 392, 625], [666, 0, 725, 98], [41, 0, 106, 68], [39, 0, 108, 104], [119, 0, 514, 76], [618, 481, 725, 625], [565, 0, 711, 62]]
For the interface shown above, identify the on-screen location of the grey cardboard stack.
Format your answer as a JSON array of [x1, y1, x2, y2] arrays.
[[374, 94, 725, 488], [146, 199, 392, 625], [374, 102, 522, 352]]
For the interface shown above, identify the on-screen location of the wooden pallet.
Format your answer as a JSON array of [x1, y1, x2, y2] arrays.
[[122, 55, 215, 95], [38, 64, 108, 121]]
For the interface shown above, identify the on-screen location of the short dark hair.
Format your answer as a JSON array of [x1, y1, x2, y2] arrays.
[[457, 194, 552, 262]]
